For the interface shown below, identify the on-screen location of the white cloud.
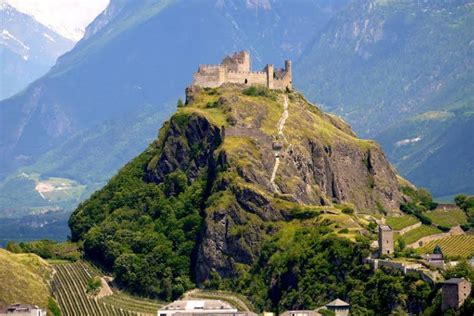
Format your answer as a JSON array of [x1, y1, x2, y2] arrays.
[[5, 0, 109, 41]]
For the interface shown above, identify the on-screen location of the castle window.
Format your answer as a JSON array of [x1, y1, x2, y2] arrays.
[[244, 79, 248, 84]]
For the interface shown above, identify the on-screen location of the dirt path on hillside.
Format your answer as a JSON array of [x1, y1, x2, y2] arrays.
[[270, 95, 289, 193]]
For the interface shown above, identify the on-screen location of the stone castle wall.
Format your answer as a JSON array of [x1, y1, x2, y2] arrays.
[[192, 51, 292, 90]]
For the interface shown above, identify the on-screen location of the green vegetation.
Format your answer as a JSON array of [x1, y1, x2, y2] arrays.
[[418, 235, 474, 258], [400, 187, 437, 224], [243, 85, 277, 100], [69, 143, 206, 300], [6, 240, 80, 261], [455, 194, 474, 231], [48, 297, 61, 316], [425, 209, 467, 228], [386, 215, 419, 230], [222, 226, 432, 315], [398, 225, 442, 245], [86, 277, 102, 294], [0, 249, 53, 309]]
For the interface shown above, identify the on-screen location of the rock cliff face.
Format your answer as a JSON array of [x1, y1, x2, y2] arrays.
[[144, 85, 404, 282]]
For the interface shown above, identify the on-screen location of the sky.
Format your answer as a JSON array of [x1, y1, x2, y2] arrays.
[[5, 0, 109, 41]]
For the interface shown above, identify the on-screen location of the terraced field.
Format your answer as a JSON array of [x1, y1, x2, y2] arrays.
[[386, 215, 419, 230], [425, 209, 467, 227], [398, 225, 442, 244], [101, 292, 163, 315], [418, 235, 474, 258], [52, 261, 162, 316]]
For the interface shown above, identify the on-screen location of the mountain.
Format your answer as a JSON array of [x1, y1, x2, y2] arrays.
[[0, 3, 74, 100], [296, 0, 474, 198], [69, 84, 407, 301], [0, 0, 347, 236]]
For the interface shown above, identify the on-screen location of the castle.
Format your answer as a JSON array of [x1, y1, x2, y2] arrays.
[[192, 51, 292, 90], [378, 225, 394, 257]]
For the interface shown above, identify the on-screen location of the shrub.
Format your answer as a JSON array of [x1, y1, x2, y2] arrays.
[[48, 297, 61, 316], [338, 228, 349, 234], [243, 85, 276, 100], [437, 225, 450, 232], [342, 207, 354, 214], [86, 277, 102, 294]]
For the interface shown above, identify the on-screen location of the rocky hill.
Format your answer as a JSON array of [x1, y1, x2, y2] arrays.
[[70, 85, 406, 298]]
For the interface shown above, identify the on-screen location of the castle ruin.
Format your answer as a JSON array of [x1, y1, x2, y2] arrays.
[[442, 278, 472, 311], [192, 51, 292, 90], [378, 225, 394, 257]]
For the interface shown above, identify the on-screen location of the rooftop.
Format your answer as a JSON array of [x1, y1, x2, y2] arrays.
[[444, 278, 468, 285], [160, 300, 236, 312], [379, 225, 392, 231], [325, 298, 350, 307]]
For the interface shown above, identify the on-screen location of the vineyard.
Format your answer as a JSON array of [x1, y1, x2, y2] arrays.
[[418, 235, 474, 258], [52, 261, 162, 316], [386, 215, 419, 230]]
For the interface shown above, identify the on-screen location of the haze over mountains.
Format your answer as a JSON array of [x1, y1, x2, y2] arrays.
[[0, 2, 74, 100], [0, 0, 473, 242]]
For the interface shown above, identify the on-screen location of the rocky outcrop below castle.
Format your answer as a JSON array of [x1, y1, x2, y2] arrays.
[[146, 85, 404, 281], [70, 84, 406, 289]]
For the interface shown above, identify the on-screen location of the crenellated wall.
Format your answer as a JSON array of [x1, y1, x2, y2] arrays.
[[191, 51, 292, 90]]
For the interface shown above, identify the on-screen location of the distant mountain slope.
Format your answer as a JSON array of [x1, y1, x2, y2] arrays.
[[296, 0, 474, 197], [0, 0, 346, 225], [0, 3, 74, 100]]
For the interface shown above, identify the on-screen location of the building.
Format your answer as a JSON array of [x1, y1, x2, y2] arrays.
[[442, 278, 472, 311], [423, 253, 444, 269], [157, 300, 243, 316], [0, 304, 46, 316], [280, 310, 320, 316], [378, 225, 394, 257], [192, 51, 292, 90], [324, 299, 350, 316]]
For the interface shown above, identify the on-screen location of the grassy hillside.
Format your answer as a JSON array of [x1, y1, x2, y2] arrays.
[[0, 249, 52, 308], [386, 215, 419, 230]]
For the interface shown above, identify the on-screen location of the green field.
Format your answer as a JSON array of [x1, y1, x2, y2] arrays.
[[425, 209, 467, 227], [386, 215, 419, 230], [398, 225, 442, 244], [52, 261, 162, 315], [418, 235, 474, 258]]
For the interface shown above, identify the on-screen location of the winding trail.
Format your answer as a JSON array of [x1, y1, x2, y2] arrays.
[[270, 95, 289, 193]]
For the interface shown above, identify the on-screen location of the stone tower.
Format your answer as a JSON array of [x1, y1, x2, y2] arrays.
[[378, 225, 394, 257], [442, 278, 472, 311]]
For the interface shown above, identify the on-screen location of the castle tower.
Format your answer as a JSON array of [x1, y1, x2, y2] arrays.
[[378, 225, 394, 257], [285, 60, 292, 89], [442, 278, 472, 311], [241, 51, 251, 72], [266, 64, 274, 89]]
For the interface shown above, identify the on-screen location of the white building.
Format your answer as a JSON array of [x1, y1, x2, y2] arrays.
[[0, 304, 46, 316], [158, 300, 238, 316]]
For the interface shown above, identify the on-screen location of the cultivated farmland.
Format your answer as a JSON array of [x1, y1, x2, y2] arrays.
[[418, 235, 474, 258], [52, 261, 161, 316]]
